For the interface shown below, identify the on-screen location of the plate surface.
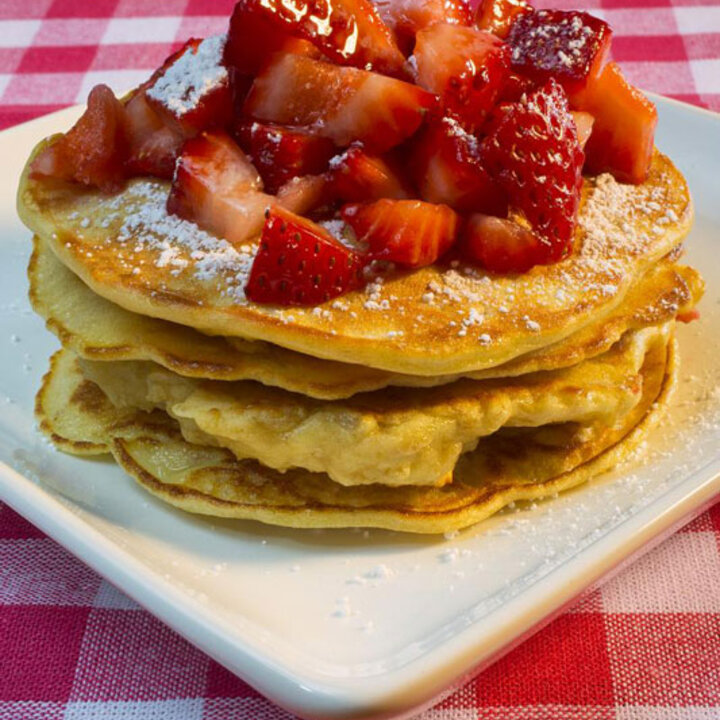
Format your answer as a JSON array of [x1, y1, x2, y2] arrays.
[[1, 97, 719, 720]]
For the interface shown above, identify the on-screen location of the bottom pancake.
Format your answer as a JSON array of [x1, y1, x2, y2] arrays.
[[36, 337, 675, 534]]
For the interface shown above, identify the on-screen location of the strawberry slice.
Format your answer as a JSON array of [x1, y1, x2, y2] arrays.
[[342, 199, 459, 268], [374, 0, 472, 54], [234, 121, 335, 194], [123, 90, 184, 179], [30, 84, 127, 192], [328, 145, 411, 203], [474, 0, 532, 39], [243, 54, 436, 153], [245, 207, 365, 306], [167, 130, 275, 245], [224, 0, 405, 77], [481, 78, 584, 262], [507, 10, 612, 97], [276, 174, 331, 216], [574, 62, 657, 184], [412, 24, 510, 131], [570, 110, 595, 150], [145, 36, 232, 137], [411, 116, 507, 214], [463, 213, 546, 273]]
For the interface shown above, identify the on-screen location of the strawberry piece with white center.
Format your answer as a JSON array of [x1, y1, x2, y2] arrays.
[[411, 116, 507, 214], [145, 36, 232, 137], [412, 24, 510, 131], [374, 0, 472, 54], [276, 175, 331, 216], [224, 0, 405, 78], [245, 207, 365, 306], [235, 121, 335, 194], [574, 62, 657, 184], [342, 199, 459, 268], [463, 213, 546, 273], [124, 90, 184, 180], [481, 78, 584, 262], [243, 54, 436, 153], [167, 130, 275, 246], [474, 0, 533, 39], [31, 84, 128, 192], [328, 145, 411, 203], [507, 10, 611, 97], [570, 110, 594, 150]]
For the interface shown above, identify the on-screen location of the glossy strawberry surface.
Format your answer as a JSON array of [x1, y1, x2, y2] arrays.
[[474, 0, 532, 39], [507, 10, 612, 96], [413, 23, 510, 131], [244, 54, 436, 152], [342, 199, 459, 268], [245, 207, 364, 305], [481, 78, 584, 262]]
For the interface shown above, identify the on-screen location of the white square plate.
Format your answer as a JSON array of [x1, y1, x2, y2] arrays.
[[1, 96, 719, 720]]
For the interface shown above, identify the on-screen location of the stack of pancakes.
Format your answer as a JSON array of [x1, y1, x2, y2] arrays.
[[18, 144, 703, 533]]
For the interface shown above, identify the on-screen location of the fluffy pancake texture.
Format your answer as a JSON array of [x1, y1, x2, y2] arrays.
[[78, 325, 660, 487], [35, 335, 674, 533], [29, 234, 702, 399], [19, 146, 692, 375]]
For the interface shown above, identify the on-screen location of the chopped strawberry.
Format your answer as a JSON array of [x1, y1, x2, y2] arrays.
[[411, 116, 507, 214], [243, 54, 436, 153], [342, 199, 459, 268], [507, 10, 612, 97], [497, 71, 536, 102], [574, 62, 657, 184], [481, 78, 584, 262], [224, 0, 405, 77], [245, 206, 364, 306], [123, 90, 184, 179], [276, 174, 331, 216], [328, 145, 411, 203], [167, 130, 275, 245], [145, 36, 232, 137], [570, 110, 595, 150], [234, 121, 335, 194], [463, 213, 546, 273], [474, 0, 532, 39], [374, 0, 472, 54], [30, 84, 127, 192], [412, 23, 510, 131]]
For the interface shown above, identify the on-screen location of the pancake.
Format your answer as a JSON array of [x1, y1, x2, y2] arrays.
[[18, 146, 692, 376], [35, 334, 674, 533], [78, 325, 663, 487], [29, 234, 702, 399]]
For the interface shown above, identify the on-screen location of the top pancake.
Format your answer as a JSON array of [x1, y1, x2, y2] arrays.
[[18, 143, 693, 376]]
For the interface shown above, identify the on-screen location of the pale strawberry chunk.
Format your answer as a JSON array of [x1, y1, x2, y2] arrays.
[[167, 130, 275, 245], [276, 175, 331, 216], [145, 36, 232, 137], [412, 24, 510, 131], [243, 54, 436, 153], [474, 0, 532, 39], [30, 84, 127, 192], [570, 110, 595, 150]]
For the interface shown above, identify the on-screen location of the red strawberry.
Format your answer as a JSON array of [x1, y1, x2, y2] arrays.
[[276, 174, 331, 216], [224, 0, 405, 77], [374, 0, 472, 54], [463, 214, 546, 273], [481, 78, 584, 262], [507, 10, 612, 97], [342, 199, 459, 268], [412, 24, 510, 131], [474, 0, 532, 39], [497, 71, 536, 102], [30, 84, 128, 192], [167, 130, 275, 246], [328, 145, 411, 203], [123, 90, 184, 179], [411, 116, 507, 214], [243, 54, 436, 153], [145, 36, 232, 137], [234, 121, 335, 194], [245, 207, 365, 306], [574, 62, 657, 184]]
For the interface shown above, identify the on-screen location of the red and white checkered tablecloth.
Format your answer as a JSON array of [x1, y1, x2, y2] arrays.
[[1, 1, 719, 718]]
